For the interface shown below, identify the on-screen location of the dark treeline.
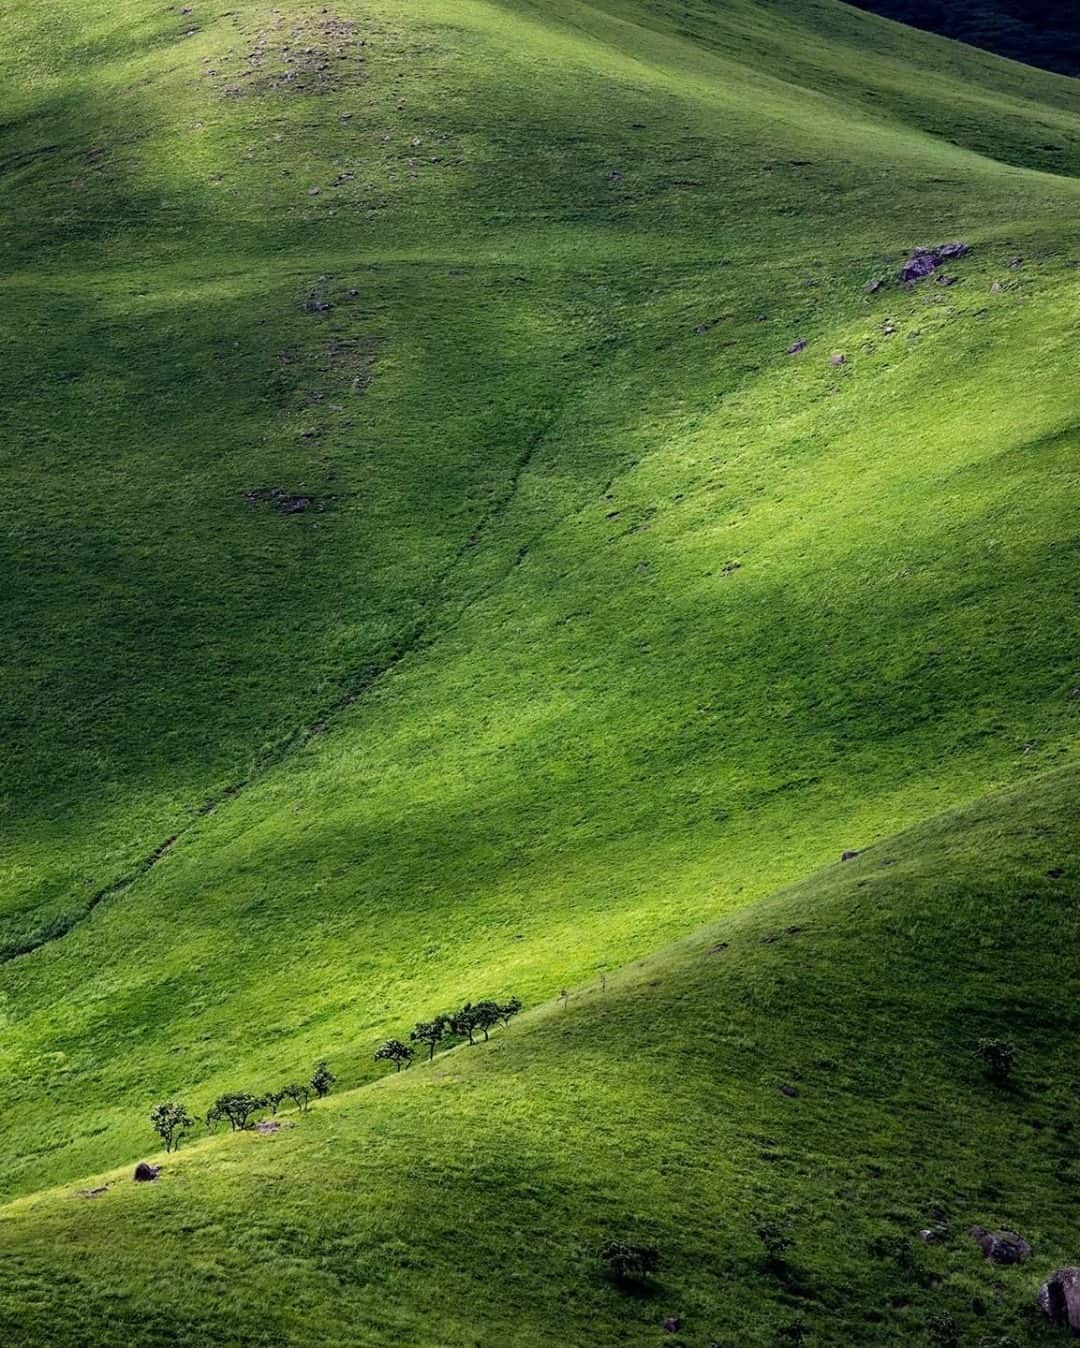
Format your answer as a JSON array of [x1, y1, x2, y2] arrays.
[[849, 0, 1080, 76], [149, 998, 523, 1151]]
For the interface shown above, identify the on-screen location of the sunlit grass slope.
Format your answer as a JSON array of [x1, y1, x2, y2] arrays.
[[0, 0, 1077, 1268], [1, 767, 1077, 1346]]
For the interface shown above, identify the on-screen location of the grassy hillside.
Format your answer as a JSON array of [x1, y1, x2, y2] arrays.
[[1, 767, 1077, 1346], [0, 0, 1078, 1340]]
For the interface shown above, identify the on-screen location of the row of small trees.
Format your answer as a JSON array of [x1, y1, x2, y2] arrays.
[[150, 996, 524, 1151], [374, 997, 523, 1072], [150, 1059, 337, 1152]]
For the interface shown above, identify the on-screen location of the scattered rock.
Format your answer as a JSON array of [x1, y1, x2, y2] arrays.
[[899, 241, 970, 284], [1009, 256, 1024, 269], [865, 278, 883, 294], [990, 281, 1004, 294], [900, 250, 938, 284], [779, 1083, 801, 1098], [841, 849, 863, 861], [77, 1186, 109, 1199], [694, 316, 728, 335], [1047, 868, 1064, 879], [829, 352, 845, 365], [707, 942, 729, 955], [244, 488, 325, 515], [969, 1226, 1031, 1265], [919, 1227, 946, 1243], [307, 186, 320, 196], [1038, 1268, 1080, 1333], [663, 1318, 681, 1333], [936, 273, 957, 286], [255, 1119, 294, 1135], [133, 1162, 161, 1182], [787, 338, 807, 355]]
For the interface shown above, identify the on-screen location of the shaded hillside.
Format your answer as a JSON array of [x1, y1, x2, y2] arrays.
[[848, 0, 1080, 78]]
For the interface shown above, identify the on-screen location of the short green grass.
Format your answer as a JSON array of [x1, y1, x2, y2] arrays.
[[1, 767, 1076, 1345], [0, 0, 1078, 1340]]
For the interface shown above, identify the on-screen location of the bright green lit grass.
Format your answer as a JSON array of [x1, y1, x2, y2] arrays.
[[0, 0, 1077, 1339], [1, 767, 1076, 1345]]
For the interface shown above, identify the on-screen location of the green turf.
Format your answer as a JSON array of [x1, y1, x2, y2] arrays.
[[1, 767, 1077, 1345], [0, 0, 1077, 1340]]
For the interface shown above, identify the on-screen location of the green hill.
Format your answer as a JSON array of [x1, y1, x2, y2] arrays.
[[0, 0, 1077, 1341], [1, 767, 1077, 1345]]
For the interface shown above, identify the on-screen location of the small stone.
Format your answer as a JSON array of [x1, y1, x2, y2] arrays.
[[936, 273, 957, 286], [841, 849, 862, 861], [1008, 256, 1024, 269], [865, 278, 883, 294], [787, 338, 807, 355], [133, 1162, 160, 1182], [990, 281, 1003, 294], [663, 1318, 680, 1333], [780, 1083, 800, 1098], [308, 186, 320, 196], [829, 352, 845, 366]]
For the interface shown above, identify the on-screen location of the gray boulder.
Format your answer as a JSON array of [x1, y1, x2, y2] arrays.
[[1038, 1268, 1080, 1334], [969, 1225, 1031, 1264]]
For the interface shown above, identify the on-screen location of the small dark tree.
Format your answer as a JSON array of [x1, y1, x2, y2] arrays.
[[448, 1003, 480, 1046], [598, 1239, 659, 1285], [207, 1092, 264, 1132], [411, 1016, 448, 1061], [498, 996, 523, 1028], [310, 1059, 336, 1098], [755, 1219, 795, 1270], [282, 1082, 313, 1113], [149, 1101, 195, 1153], [472, 1000, 502, 1042], [975, 1038, 1017, 1084], [264, 1089, 285, 1116], [374, 1039, 415, 1072]]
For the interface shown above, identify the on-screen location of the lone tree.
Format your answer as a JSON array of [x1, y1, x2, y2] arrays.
[[207, 1092, 264, 1132], [374, 1039, 415, 1073], [310, 1060, 336, 1098], [447, 1003, 481, 1046], [411, 1016, 448, 1061], [472, 1000, 503, 1042], [149, 1101, 195, 1153], [975, 1038, 1017, 1084], [598, 1239, 659, 1285], [498, 996, 523, 1027], [754, 1219, 795, 1271], [281, 1082, 313, 1113]]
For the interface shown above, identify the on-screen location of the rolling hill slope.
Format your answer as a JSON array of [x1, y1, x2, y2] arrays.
[[1, 767, 1077, 1345], [0, 0, 1078, 1340]]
